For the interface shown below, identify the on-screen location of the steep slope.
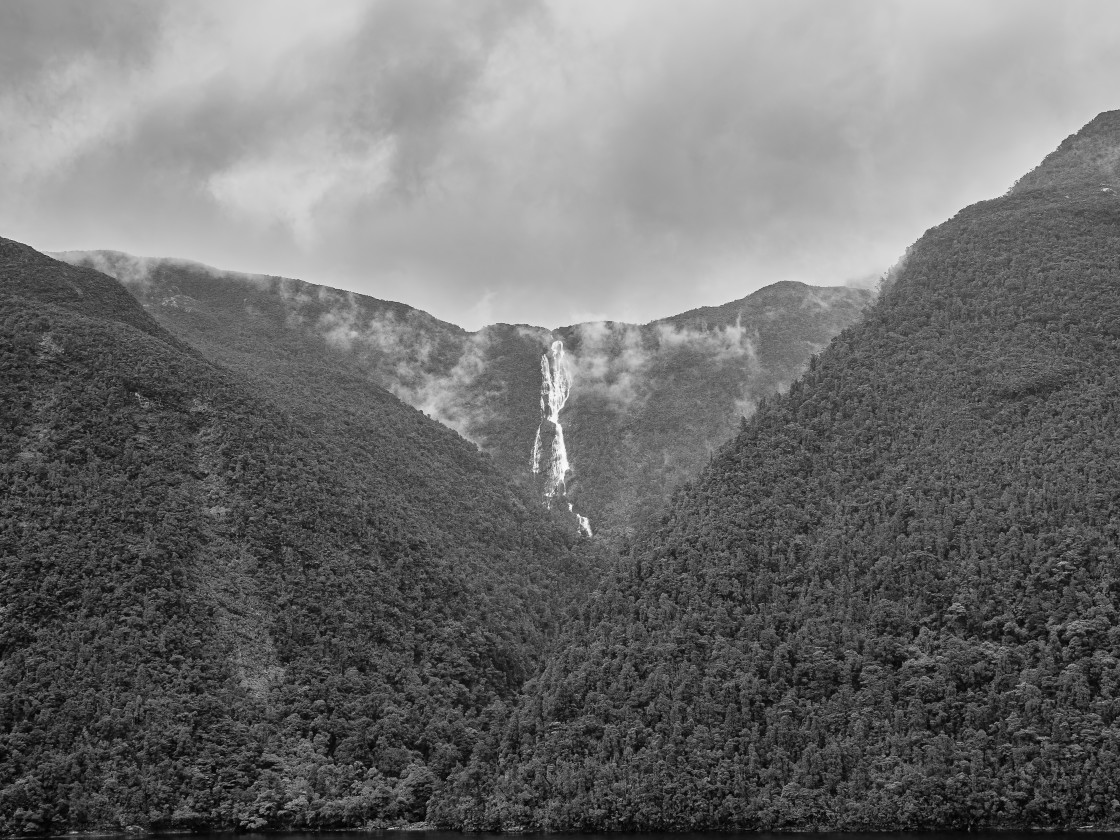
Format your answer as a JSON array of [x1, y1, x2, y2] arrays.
[[52, 251, 871, 538], [1012, 109, 1120, 194], [0, 238, 594, 835], [437, 112, 1120, 830], [557, 282, 872, 538]]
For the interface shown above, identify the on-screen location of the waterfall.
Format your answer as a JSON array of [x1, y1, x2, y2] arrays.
[[576, 514, 592, 537], [531, 425, 543, 474], [531, 340, 572, 500], [529, 340, 592, 536]]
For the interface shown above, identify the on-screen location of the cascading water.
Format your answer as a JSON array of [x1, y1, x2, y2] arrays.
[[530, 340, 592, 536], [533, 341, 571, 498], [531, 425, 543, 475], [576, 513, 592, 537]]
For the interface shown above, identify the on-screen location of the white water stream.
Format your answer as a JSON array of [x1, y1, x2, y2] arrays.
[[531, 340, 591, 536]]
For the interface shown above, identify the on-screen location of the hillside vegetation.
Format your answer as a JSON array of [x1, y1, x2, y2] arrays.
[[558, 282, 871, 538], [54, 251, 870, 538], [0, 239, 597, 835], [430, 111, 1120, 831]]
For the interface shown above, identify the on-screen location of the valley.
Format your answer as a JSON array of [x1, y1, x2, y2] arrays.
[[54, 250, 871, 540], [3, 95, 1120, 835]]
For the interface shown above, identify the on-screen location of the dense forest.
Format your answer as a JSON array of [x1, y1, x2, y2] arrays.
[[54, 251, 869, 539], [0, 238, 600, 835], [6, 110, 1120, 836], [427, 111, 1120, 830]]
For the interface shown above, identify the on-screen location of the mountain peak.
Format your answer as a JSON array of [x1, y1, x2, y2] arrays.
[[1010, 109, 1120, 194]]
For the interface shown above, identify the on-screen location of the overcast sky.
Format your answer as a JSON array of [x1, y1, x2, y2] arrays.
[[2, 1, 1118, 329]]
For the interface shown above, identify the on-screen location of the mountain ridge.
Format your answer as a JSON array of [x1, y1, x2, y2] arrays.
[[1, 236, 600, 835], [52, 248, 873, 538], [52, 248, 866, 336]]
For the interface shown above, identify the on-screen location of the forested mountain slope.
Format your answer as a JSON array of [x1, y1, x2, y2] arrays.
[[0, 238, 596, 835], [556, 282, 871, 538], [52, 251, 870, 538], [434, 111, 1120, 830]]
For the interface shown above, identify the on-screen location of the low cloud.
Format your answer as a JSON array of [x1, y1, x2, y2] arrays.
[[282, 289, 494, 442], [52, 250, 276, 302], [516, 325, 553, 343], [55, 246, 500, 444], [51, 250, 160, 290], [392, 331, 494, 440], [562, 317, 758, 412], [56, 245, 775, 433], [653, 317, 757, 363], [566, 322, 649, 409]]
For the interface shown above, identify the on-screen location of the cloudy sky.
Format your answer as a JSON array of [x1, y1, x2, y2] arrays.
[[2, 1, 1118, 329]]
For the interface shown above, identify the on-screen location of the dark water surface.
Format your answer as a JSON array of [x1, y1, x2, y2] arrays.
[[143, 832, 1120, 840]]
